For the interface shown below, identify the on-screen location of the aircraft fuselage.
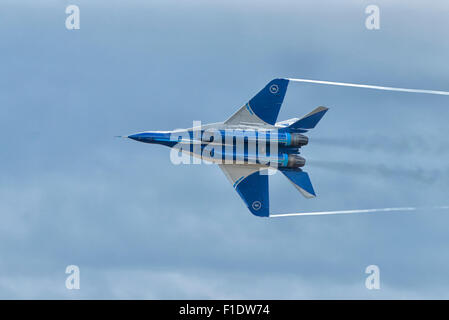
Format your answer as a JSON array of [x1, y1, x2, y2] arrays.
[[128, 124, 308, 168]]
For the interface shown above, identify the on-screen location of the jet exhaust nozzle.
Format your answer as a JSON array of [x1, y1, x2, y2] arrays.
[[290, 133, 308, 147], [287, 154, 306, 168]]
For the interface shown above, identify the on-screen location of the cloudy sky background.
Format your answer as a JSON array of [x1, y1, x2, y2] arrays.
[[1, 0, 449, 298]]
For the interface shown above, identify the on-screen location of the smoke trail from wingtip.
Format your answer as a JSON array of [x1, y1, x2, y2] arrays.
[[288, 78, 449, 96], [272, 79, 449, 217], [270, 206, 449, 218]]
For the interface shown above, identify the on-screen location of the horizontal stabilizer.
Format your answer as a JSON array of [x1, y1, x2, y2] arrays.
[[279, 168, 316, 198], [289, 106, 328, 130]]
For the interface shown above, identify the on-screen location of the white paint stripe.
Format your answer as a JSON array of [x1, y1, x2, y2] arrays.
[[287, 78, 449, 96], [270, 206, 449, 218]]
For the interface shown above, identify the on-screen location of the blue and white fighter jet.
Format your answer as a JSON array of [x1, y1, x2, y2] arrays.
[[125, 79, 328, 217]]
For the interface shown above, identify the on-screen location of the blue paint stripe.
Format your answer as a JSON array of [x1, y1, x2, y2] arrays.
[[233, 176, 245, 188], [285, 132, 291, 146], [282, 154, 289, 167], [246, 103, 254, 115]]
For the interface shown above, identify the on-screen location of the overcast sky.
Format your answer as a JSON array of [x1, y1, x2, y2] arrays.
[[1, 0, 449, 298]]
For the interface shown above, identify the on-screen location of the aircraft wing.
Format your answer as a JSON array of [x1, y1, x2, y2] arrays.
[[219, 164, 270, 217], [224, 78, 289, 126]]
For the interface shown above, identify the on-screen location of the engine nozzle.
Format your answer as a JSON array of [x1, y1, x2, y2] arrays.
[[290, 133, 309, 147], [287, 154, 306, 167]]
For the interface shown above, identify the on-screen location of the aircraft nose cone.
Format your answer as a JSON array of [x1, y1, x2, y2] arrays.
[[127, 133, 141, 141], [125, 131, 171, 144], [126, 132, 160, 143]]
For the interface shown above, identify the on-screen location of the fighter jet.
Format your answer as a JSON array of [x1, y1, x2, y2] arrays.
[[125, 78, 328, 217]]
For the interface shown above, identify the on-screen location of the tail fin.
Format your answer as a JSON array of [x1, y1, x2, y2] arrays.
[[279, 168, 316, 198], [289, 106, 328, 131]]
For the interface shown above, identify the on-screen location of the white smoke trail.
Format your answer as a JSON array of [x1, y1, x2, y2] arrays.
[[272, 79, 449, 218], [270, 206, 449, 218], [288, 78, 449, 96]]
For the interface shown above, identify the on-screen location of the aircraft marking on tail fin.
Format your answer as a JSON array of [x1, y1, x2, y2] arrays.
[[225, 78, 289, 126]]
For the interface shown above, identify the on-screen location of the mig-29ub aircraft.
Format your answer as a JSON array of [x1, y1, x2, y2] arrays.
[[125, 78, 328, 217]]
